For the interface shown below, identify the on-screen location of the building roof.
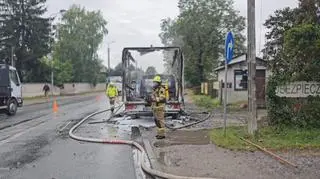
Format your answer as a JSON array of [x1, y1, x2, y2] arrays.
[[214, 54, 266, 71]]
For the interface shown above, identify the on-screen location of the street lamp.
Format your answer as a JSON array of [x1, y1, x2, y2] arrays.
[[48, 9, 66, 96], [107, 41, 116, 72]]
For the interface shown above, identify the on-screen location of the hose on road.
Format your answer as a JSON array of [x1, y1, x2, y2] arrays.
[[165, 111, 212, 130], [87, 103, 124, 124], [69, 104, 218, 179]]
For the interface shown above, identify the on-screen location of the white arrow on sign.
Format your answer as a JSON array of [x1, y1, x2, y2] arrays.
[[227, 42, 233, 60]]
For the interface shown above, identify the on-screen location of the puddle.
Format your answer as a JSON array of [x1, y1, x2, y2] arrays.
[[100, 124, 130, 140], [154, 129, 212, 148], [98, 117, 155, 140]]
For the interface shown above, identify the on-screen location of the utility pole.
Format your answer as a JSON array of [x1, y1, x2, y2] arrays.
[[107, 46, 110, 71], [247, 0, 257, 135], [107, 41, 115, 73], [11, 46, 14, 67], [49, 9, 66, 96], [48, 53, 54, 96]]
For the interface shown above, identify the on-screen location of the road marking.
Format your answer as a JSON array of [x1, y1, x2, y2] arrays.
[[0, 121, 46, 146]]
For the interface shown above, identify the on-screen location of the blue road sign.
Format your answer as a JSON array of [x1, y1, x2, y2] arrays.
[[225, 31, 234, 64]]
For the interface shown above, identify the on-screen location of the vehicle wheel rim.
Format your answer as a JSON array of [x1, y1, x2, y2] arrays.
[[9, 102, 17, 113]]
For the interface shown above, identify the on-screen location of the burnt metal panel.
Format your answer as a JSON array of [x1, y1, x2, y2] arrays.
[[0, 64, 10, 97]]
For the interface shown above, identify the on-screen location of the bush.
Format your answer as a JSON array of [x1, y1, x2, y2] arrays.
[[191, 86, 201, 95], [267, 76, 320, 128], [193, 95, 220, 109]]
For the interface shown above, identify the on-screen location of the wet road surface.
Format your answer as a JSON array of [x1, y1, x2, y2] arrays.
[[0, 94, 139, 179]]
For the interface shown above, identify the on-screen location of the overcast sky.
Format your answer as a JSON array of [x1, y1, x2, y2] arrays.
[[46, 0, 298, 73]]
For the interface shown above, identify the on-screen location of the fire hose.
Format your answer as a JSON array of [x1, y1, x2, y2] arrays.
[[165, 111, 212, 130], [69, 104, 218, 179], [88, 103, 124, 124]]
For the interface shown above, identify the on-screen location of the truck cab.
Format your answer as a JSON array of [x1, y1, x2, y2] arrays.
[[0, 63, 23, 115]]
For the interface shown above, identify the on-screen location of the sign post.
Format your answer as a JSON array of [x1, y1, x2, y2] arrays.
[[224, 31, 234, 136]]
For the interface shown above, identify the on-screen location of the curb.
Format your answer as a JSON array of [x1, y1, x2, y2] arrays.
[[23, 101, 49, 107], [142, 137, 162, 179]]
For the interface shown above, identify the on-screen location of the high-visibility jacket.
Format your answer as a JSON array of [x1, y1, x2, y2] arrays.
[[106, 85, 118, 98]]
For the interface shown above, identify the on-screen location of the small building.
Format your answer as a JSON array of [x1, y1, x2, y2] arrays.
[[214, 54, 269, 108]]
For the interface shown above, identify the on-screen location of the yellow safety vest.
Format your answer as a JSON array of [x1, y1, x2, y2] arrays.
[[106, 85, 118, 97]]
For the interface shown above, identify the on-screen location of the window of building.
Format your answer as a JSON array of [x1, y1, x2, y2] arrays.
[[234, 70, 248, 90]]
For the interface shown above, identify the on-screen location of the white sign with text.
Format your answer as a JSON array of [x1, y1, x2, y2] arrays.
[[276, 81, 320, 97]]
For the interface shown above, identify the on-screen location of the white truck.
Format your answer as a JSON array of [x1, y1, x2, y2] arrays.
[[0, 63, 23, 115]]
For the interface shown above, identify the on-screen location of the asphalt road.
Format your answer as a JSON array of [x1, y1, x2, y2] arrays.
[[0, 94, 138, 179]]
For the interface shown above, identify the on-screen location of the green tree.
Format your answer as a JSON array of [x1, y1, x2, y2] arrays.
[[159, 0, 246, 85], [265, 0, 320, 127], [296, 0, 320, 24], [263, 0, 320, 74], [109, 62, 135, 76], [53, 4, 107, 84], [283, 24, 320, 81], [263, 7, 298, 73], [145, 66, 157, 75], [0, 0, 52, 82]]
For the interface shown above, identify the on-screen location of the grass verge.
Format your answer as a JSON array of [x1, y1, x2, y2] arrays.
[[188, 90, 246, 112], [192, 95, 220, 109], [210, 126, 320, 151]]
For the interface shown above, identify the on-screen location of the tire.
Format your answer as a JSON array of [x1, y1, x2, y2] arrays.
[[6, 99, 18, 116]]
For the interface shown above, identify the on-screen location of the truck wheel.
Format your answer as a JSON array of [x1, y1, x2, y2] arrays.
[[6, 99, 18, 116]]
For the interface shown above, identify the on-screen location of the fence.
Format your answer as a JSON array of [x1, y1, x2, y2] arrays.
[[22, 83, 106, 98], [200, 81, 219, 100]]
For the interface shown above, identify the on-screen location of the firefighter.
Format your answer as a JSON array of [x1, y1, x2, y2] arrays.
[[106, 82, 118, 113], [151, 75, 167, 139]]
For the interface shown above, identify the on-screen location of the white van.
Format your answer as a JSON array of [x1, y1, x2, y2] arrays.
[[0, 63, 23, 115]]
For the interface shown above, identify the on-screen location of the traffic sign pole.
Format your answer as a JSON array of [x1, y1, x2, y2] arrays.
[[223, 59, 228, 137], [224, 31, 234, 137]]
